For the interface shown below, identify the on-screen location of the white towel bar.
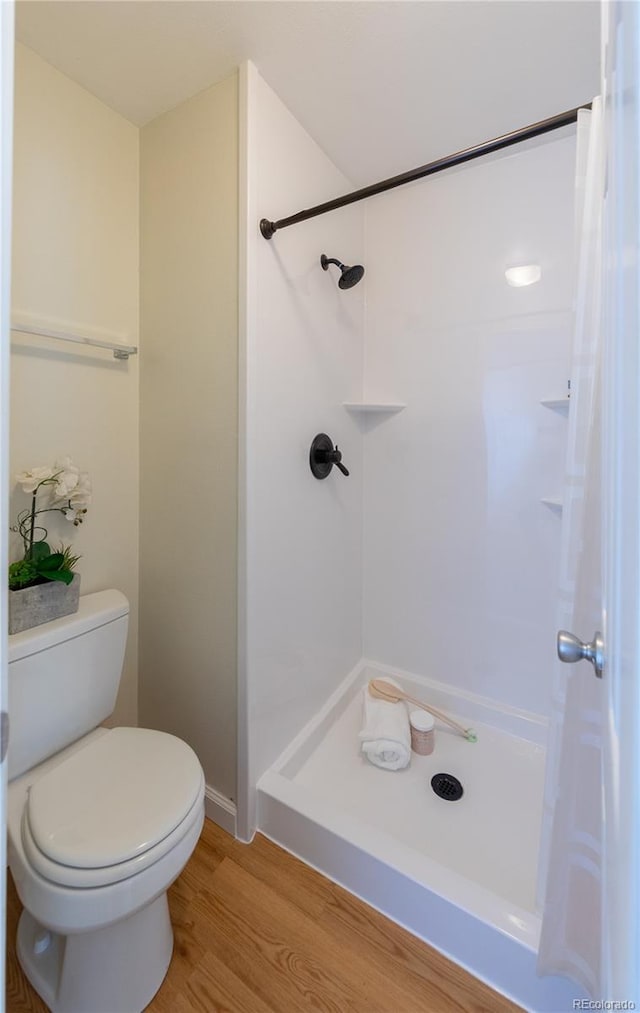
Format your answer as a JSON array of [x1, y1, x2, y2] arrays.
[[11, 322, 138, 360]]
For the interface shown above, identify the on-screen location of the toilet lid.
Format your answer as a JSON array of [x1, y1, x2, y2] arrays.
[[26, 727, 203, 869]]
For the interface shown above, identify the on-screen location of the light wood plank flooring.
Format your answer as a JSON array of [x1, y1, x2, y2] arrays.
[[7, 817, 522, 1012]]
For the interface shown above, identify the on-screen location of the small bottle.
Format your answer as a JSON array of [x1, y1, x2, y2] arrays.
[[410, 710, 435, 755]]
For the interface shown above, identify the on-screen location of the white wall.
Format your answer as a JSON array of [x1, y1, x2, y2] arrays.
[[240, 63, 365, 836], [139, 74, 238, 805], [11, 44, 139, 725], [363, 134, 576, 716]]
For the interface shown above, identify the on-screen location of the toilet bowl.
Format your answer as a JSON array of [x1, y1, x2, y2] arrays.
[[8, 591, 206, 1013]]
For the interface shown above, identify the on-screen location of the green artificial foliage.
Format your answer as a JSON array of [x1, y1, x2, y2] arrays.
[[8, 541, 75, 590], [8, 559, 38, 590]]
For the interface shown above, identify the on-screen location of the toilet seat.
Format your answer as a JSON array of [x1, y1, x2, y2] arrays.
[[22, 727, 204, 889]]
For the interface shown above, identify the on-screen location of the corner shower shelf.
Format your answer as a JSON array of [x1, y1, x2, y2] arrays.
[[343, 402, 406, 414], [541, 497, 563, 514], [540, 398, 570, 415]]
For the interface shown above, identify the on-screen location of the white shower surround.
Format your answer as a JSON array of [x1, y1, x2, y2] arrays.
[[239, 61, 580, 1008], [238, 62, 366, 839], [363, 133, 577, 717]]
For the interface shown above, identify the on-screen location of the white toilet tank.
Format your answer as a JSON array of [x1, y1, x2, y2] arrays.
[[8, 590, 129, 781]]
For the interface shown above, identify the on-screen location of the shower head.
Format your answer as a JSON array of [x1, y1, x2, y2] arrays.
[[320, 254, 365, 290]]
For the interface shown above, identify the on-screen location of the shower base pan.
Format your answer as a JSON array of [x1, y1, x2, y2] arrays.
[[257, 662, 584, 1013]]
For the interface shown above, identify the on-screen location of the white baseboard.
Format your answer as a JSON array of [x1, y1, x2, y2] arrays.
[[204, 784, 237, 836]]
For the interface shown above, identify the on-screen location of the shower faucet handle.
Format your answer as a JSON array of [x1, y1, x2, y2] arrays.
[[309, 433, 350, 479], [329, 446, 349, 476]]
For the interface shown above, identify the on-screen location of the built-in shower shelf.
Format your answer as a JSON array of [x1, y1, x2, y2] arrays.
[[541, 497, 563, 513], [343, 402, 406, 414], [540, 398, 570, 415]]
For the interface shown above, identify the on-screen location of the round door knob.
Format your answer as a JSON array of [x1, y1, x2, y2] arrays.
[[557, 630, 604, 678]]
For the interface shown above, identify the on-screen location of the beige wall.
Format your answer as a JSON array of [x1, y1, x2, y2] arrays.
[[140, 74, 238, 802], [11, 44, 140, 725]]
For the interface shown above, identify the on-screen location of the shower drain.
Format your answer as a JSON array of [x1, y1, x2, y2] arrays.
[[431, 772, 464, 801]]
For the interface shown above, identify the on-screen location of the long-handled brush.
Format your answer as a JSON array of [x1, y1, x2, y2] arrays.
[[368, 678, 477, 742]]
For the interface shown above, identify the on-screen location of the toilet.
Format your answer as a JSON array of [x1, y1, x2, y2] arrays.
[[7, 589, 205, 1013]]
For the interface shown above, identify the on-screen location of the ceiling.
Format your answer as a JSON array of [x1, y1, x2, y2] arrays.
[[16, 1, 600, 186]]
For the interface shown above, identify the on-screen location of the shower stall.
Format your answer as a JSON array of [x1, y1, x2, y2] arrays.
[[238, 62, 590, 1011]]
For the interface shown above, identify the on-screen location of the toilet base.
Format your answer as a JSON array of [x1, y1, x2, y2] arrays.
[[17, 892, 174, 1013]]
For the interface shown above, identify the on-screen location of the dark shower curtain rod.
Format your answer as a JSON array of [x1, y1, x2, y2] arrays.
[[259, 103, 592, 240]]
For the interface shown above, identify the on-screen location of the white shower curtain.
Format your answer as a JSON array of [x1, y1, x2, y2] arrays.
[[537, 98, 605, 997]]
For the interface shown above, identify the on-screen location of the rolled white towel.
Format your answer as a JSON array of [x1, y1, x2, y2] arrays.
[[358, 679, 411, 771]]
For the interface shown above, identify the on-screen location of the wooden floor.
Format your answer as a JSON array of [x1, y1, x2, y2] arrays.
[[7, 817, 522, 1013]]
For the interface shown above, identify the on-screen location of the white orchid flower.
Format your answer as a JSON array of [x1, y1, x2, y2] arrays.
[[68, 472, 92, 508], [13, 457, 91, 560], [15, 466, 54, 494], [53, 472, 79, 499], [57, 471, 92, 523], [51, 458, 80, 500]]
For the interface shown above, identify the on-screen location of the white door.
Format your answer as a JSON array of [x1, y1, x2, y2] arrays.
[[600, 0, 640, 1001], [0, 2, 14, 1009]]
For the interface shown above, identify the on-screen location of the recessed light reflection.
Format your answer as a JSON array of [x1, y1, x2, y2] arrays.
[[505, 265, 542, 287]]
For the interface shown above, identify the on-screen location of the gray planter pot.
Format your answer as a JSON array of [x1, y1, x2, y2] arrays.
[[9, 574, 81, 635]]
